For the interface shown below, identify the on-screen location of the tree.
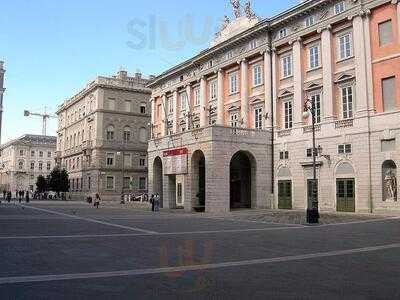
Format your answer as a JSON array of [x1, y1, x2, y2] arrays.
[[36, 175, 47, 193], [48, 167, 69, 195]]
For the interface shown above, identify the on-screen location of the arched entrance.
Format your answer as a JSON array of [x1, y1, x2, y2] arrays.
[[153, 156, 164, 208], [230, 151, 256, 209], [191, 150, 205, 212]]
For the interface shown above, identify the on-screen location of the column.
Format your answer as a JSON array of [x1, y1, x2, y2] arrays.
[[293, 38, 303, 125], [240, 59, 249, 127], [272, 49, 278, 128], [200, 76, 207, 127], [161, 94, 167, 136], [172, 90, 178, 133], [397, 1, 400, 40], [264, 50, 272, 129], [185, 84, 192, 130], [320, 26, 334, 120], [217, 69, 224, 126], [353, 14, 368, 115]]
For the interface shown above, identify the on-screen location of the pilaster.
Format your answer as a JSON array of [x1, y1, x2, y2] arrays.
[[185, 84, 192, 130], [264, 50, 272, 129], [363, 11, 374, 112], [292, 39, 303, 125], [217, 69, 224, 126], [200, 76, 207, 127], [272, 49, 278, 128], [240, 59, 249, 127], [320, 26, 335, 121], [352, 14, 369, 116], [161, 94, 167, 136], [172, 90, 178, 133]]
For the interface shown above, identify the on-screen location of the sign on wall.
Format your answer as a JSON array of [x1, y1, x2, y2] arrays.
[[163, 148, 188, 175]]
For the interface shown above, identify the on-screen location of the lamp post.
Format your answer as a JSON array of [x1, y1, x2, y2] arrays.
[[116, 151, 125, 197], [303, 98, 320, 224]]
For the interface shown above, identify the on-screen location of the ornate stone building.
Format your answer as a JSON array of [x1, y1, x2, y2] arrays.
[[0, 61, 5, 144], [56, 70, 152, 201], [0, 135, 57, 193], [148, 0, 400, 213]]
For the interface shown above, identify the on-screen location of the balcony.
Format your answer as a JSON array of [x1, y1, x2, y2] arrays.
[[277, 129, 292, 137], [335, 119, 354, 129], [303, 124, 321, 134]]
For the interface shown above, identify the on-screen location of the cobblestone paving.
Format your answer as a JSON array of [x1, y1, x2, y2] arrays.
[[205, 209, 396, 225]]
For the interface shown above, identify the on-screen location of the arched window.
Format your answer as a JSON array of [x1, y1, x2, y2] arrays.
[[139, 127, 148, 143], [336, 162, 355, 176], [106, 125, 115, 141], [277, 166, 292, 178], [123, 126, 131, 142]]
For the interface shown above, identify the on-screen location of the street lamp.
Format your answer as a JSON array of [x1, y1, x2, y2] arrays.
[[303, 98, 320, 224]]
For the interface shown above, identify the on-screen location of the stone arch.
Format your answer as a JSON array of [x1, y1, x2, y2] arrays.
[[191, 150, 206, 212], [152, 156, 164, 207], [229, 150, 257, 209], [277, 165, 292, 178], [335, 161, 355, 176]]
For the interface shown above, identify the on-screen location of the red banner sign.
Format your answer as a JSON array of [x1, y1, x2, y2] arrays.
[[163, 148, 188, 157]]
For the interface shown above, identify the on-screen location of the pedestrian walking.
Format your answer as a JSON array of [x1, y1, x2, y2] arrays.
[[25, 191, 30, 203], [2, 190, 6, 200], [94, 193, 100, 209], [150, 194, 155, 212], [7, 191, 11, 203], [154, 193, 160, 212]]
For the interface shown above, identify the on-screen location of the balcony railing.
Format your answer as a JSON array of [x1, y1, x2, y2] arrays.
[[335, 119, 354, 129], [277, 129, 292, 137], [303, 124, 321, 133]]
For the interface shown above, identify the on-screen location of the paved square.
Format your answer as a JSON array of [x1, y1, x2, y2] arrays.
[[0, 201, 400, 299]]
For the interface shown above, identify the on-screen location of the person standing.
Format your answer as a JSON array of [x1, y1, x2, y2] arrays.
[[94, 193, 100, 209], [150, 194, 155, 212], [7, 191, 11, 203], [155, 193, 160, 212], [2, 190, 6, 200], [25, 191, 30, 203]]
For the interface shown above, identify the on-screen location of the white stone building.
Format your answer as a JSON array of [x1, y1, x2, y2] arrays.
[[0, 135, 57, 193], [148, 0, 400, 213], [56, 70, 152, 201]]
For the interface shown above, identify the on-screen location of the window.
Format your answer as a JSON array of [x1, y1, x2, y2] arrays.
[[106, 125, 114, 141], [305, 16, 315, 27], [180, 93, 187, 111], [341, 86, 353, 119], [47, 151, 51, 158], [284, 101, 293, 129], [107, 99, 115, 110], [39, 151, 43, 158], [18, 161, 24, 170], [310, 93, 322, 123], [19, 150, 24, 156], [306, 148, 318, 158], [253, 65, 263, 86], [123, 126, 131, 142], [30, 162, 35, 170], [279, 28, 287, 39], [379, 20, 393, 47], [230, 112, 239, 128], [39, 162, 43, 170], [139, 177, 146, 190], [254, 107, 263, 130], [139, 158, 146, 167], [229, 73, 238, 94], [106, 176, 114, 190], [309, 45, 320, 70], [31, 150, 35, 157], [106, 153, 114, 166], [338, 144, 352, 154], [279, 151, 289, 160], [209, 81, 217, 100], [140, 103, 146, 114], [194, 88, 200, 106], [250, 39, 258, 50], [338, 33, 352, 60], [122, 177, 130, 189], [382, 77, 396, 112], [168, 97, 174, 114], [47, 162, 51, 171], [123, 153, 131, 168], [124, 100, 131, 112], [282, 55, 292, 78], [334, 1, 345, 15]]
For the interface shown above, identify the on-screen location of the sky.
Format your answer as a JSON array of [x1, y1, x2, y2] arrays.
[[0, 0, 299, 143]]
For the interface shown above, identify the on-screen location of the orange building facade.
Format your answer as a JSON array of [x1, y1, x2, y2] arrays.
[[148, 0, 400, 213]]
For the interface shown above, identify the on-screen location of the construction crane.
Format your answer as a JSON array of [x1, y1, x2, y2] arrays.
[[24, 107, 56, 136]]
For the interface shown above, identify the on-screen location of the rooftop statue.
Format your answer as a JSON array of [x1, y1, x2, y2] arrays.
[[230, 0, 241, 18], [244, 1, 256, 19]]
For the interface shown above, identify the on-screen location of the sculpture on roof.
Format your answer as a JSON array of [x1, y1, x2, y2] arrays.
[[244, 1, 256, 19], [221, 15, 230, 30], [230, 0, 241, 18]]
